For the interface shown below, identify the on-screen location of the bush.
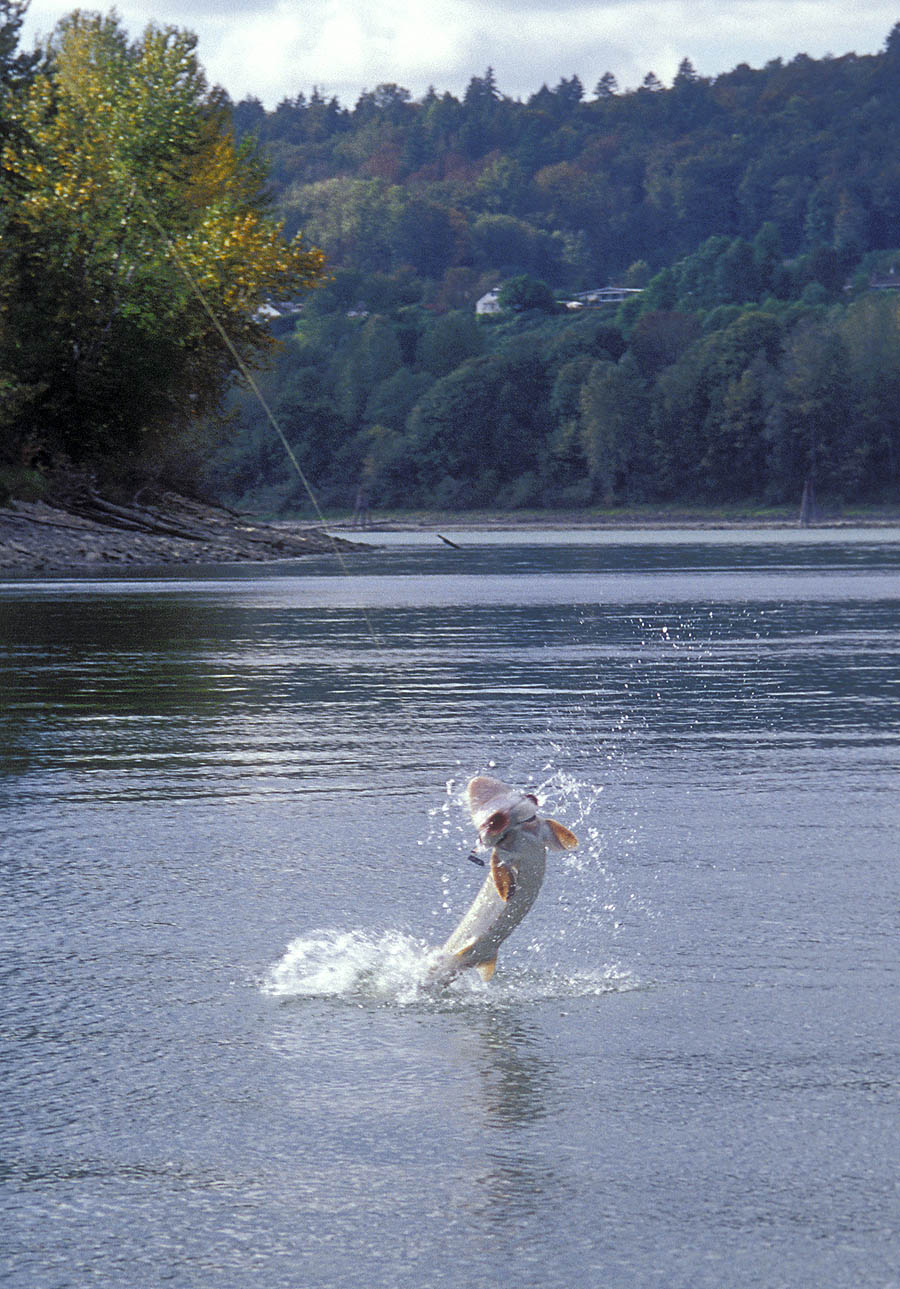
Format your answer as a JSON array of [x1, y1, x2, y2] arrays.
[[0, 467, 47, 504]]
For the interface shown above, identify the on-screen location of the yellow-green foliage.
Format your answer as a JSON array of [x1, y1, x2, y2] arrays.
[[0, 11, 325, 469]]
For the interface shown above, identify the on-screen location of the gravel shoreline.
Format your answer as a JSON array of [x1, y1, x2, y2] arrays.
[[0, 494, 350, 576]]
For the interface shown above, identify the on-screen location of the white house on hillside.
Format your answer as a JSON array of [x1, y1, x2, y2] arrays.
[[475, 289, 502, 315], [475, 284, 643, 314], [569, 286, 644, 306]]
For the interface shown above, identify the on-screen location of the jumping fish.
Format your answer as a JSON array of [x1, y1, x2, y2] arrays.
[[428, 774, 578, 985]]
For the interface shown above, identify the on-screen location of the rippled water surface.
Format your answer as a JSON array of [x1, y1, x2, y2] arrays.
[[2, 529, 899, 1288]]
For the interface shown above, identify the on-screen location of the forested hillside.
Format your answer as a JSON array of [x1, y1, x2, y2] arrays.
[[205, 29, 900, 513], [5, 7, 900, 513], [237, 45, 900, 290]]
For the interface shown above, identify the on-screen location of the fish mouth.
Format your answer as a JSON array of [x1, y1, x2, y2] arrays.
[[466, 775, 539, 841], [476, 806, 538, 849]]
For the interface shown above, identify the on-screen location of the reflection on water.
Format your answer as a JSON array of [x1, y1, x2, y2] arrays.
[[3, 534, 900, 805], [2, 530, 899, 1289], [467, 1015, 557, 1130]]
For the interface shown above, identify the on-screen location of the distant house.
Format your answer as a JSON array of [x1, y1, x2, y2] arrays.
[[255, 298, 305, 323], [475, 289, 502, 315], [476, 283, 643, 314], [567, 286, 644, 307], [869, 267, 900, 292]]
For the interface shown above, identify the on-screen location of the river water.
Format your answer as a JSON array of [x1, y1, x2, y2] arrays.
[[2, 529, 899, 1289]]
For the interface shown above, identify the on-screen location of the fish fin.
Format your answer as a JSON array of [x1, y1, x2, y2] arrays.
[[476, 957, 498, 982], [454, 941, 477, 960], [491, 852, 516, 901], [545, 818, 579, 850]]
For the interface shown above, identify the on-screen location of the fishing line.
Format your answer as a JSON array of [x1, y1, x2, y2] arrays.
[[60, 59, 453, 768], [133, 185, 388, 656], [140, 204, 461, 788], [121, 185, 547, 888]]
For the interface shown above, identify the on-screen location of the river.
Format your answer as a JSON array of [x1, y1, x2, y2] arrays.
[[2, 528, 899, 1288]]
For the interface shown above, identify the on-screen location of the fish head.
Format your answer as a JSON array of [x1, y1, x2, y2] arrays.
[[466, 775, 539, 846], [466, 774, 579, 853]]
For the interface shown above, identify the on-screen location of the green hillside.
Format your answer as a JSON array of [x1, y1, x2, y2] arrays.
[[5, 6, 900, 513], [207, 31, 900, 513]]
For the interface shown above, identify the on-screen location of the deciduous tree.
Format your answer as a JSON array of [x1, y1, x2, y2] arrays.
[[497, 274, 556, 313], [0, 11, 324, 476], [579, 354, 650, 502]]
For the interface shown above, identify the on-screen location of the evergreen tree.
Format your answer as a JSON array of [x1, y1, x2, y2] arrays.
[[594, 71, 618, 99]]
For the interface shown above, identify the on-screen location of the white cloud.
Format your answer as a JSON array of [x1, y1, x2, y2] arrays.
[[210, 0, 471, 104], [21, 0, 900, 107]]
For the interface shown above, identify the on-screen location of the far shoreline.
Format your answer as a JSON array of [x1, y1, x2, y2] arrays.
[[322, 503, 900, 533], [3, 495, 900, 578]]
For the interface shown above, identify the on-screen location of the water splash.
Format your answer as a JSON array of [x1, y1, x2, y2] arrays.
[[414, 763, 648, 961], [263, 765, 648, 1009], [262, 928, 641, 1008], [263, 929, 435, 1005]]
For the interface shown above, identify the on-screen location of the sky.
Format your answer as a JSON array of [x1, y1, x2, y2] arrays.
[[21, 0, 900, 108]]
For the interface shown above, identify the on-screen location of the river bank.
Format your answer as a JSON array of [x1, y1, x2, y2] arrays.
[[4, 496, 900, 575], [0, 493, 349, 576]]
